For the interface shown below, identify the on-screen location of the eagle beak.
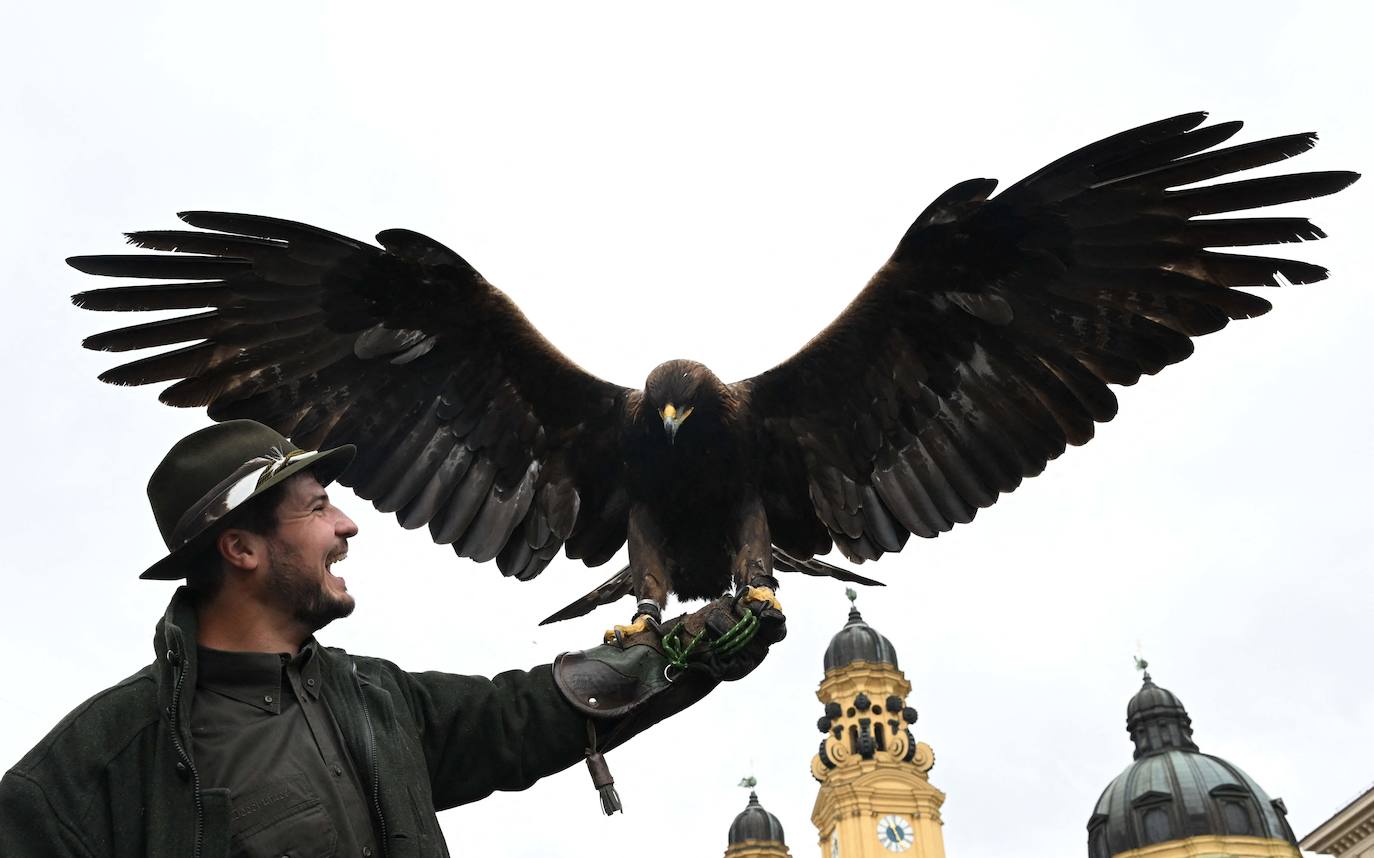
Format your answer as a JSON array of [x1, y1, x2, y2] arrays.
[[660, 403, 692, 444]]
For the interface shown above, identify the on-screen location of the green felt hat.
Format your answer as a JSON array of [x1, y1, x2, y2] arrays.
[[141, 420, 355, 580]]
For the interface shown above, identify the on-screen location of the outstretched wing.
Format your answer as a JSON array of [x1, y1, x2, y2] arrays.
[[738, 113, 1358, 564], [72, 213, 634, 578]]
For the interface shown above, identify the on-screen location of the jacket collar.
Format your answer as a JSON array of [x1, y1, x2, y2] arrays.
[[153, 587, 201, 746], [154, 586, 198, 663]]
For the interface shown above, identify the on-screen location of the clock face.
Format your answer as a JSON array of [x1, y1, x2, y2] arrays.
[[830, 832, 840, 858], [877, 815, 914, 852]]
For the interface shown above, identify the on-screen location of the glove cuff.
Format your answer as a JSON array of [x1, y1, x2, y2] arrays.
[[552, 643, 677, 719], [554, 642, 717, 816]]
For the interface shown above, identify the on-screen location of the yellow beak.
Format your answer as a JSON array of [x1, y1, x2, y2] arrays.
[[660, 403, 692, 443]]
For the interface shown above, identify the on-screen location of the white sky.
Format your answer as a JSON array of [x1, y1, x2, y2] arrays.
[[3, 2, 1371, 857]]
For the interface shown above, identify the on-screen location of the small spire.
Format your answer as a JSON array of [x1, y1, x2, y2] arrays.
[[738, 774, 760, 807], [844, 588, 864, 624], [1133, 654, 1151, 684]]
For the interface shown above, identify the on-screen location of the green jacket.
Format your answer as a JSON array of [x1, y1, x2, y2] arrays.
[[0, 589, 592, 857]]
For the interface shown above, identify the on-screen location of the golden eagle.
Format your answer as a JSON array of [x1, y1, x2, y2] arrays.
[[70, 113, 1357, 631]]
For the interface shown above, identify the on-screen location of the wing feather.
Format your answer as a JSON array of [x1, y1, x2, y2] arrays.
[[73, 213, 632, 581], [741, 114, 1357, 564], [399, 442, 475, 530]]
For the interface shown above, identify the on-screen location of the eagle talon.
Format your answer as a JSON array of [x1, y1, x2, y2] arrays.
[[603, 609, 663, 645], [741, 585, 783, 613]]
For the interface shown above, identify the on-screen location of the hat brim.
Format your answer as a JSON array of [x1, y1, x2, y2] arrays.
[[139, 443, 356, 581]]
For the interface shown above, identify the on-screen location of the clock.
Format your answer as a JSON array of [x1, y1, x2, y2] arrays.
[[830, 832, 840, 858], [877, 815, 914, 852]]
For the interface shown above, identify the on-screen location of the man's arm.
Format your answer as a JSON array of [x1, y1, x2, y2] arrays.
[[392, 661, 591, 810], [0, 770, 98, 858], [391, 593, 783, 812]]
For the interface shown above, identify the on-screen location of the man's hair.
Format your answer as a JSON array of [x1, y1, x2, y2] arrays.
[[184, 475, 297, 599]]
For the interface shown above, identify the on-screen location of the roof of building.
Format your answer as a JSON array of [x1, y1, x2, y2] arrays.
[[822, 601, 899, 671], [1087, 673, 1298, 858], [1125, 671, 1199, 760], [729, 791, 787, 845], [1299, 781, 1374, 854]]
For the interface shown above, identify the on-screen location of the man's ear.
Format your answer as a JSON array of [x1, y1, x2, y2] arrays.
[[216, 527, 265, 573]]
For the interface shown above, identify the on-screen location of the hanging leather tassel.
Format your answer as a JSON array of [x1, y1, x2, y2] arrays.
[[585, 721, 622, 815]]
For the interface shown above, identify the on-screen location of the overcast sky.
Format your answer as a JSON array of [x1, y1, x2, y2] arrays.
[[3, 2, 1370, 857]]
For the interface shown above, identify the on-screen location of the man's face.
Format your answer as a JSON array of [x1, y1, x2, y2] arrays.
[[262, 472, 359, 632]]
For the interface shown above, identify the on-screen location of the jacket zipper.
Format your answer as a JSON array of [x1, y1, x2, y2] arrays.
[[353, 662, 390, 857], [167, 649, 204, 858]]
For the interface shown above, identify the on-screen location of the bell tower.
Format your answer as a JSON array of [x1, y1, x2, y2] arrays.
[[810, 592, 947, 858]]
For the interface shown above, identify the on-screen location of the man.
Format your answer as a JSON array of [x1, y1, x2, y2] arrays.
[[0, 420, 781, 857]]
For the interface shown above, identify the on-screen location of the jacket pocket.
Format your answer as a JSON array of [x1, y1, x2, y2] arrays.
[[229, 773, 338, 858]]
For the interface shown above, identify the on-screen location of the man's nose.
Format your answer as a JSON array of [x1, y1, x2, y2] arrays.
[[336, 510, 359, 538]]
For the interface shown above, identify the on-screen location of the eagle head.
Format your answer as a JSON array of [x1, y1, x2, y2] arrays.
[[643, 359, 725, 445]]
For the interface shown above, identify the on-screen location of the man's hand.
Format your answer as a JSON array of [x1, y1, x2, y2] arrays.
[[620, 592, 785, 682], [554, 591, 786, 720]]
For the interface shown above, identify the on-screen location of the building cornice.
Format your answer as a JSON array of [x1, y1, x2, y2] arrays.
[[724, 839, 791, 858], [1301, 785, 1374, 856]]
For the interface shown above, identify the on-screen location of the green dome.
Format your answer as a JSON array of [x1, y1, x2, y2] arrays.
[[1086, 674, 1297, 858]]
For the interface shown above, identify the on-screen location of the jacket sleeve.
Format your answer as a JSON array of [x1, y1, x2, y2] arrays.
[[383, 595, 781, 811], [0, 770, 99, 858], [393, 662, 593, 810]]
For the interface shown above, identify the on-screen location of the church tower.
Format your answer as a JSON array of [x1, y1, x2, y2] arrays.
[[810, 593, 947, 858]]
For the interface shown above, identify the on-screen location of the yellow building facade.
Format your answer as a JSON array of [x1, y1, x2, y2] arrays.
[[809, 599, 946, 858]]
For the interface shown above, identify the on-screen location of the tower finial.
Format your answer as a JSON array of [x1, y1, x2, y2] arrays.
[[738, 775, 757, 789], [843, 587, 864, 625], [1133, 654, 1151, 683]]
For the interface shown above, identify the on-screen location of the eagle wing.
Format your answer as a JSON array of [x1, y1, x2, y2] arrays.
[[72, 213, 634, 578], [737, 113, 1358, 564]]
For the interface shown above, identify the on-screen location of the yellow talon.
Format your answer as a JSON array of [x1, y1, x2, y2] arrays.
[[744, 585, 783, 613], [603, 613, 652, 644]]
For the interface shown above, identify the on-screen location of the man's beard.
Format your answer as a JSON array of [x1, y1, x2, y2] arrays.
[[265, 538, 354, 632]]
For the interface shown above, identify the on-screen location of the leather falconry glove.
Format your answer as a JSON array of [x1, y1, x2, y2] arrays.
[[553, 591, 786, 814]]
